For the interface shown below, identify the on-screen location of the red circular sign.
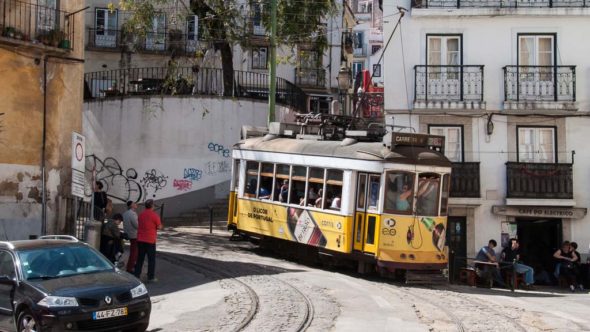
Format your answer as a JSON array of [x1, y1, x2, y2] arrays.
[[75, 142, 84, 162]]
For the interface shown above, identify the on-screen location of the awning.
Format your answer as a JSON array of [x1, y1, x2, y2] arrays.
[[492, 205, 587, 219]]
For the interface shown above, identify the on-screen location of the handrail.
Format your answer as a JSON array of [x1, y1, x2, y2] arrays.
[[84, 67, 308, 112]]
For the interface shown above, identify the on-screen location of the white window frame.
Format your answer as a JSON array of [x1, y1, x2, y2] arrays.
[[37, 0, 58, 32], [518, 127, 556, 163], [252, 47, 268, 69], [252, 2, 265, 36], [145, 13, 166, 51], [186, 15, 199, 52], [94, 8, 118, 48], [429, 126, 463, 162], [518, 35, 554, 67]]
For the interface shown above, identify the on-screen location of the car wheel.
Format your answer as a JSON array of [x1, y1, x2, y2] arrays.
[[17, 309, 39, 332]]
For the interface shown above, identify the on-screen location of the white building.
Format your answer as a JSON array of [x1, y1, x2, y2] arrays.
[[383, 0, 590, 277], [349, 0, 384, 85], [83, 0, 346, 113]]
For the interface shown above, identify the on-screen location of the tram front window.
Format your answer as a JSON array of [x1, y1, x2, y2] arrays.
[[384, 171, 414, 215], [416, 173, 440, 216]]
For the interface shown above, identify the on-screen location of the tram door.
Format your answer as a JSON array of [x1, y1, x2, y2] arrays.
[[354, 173, 381, 254]]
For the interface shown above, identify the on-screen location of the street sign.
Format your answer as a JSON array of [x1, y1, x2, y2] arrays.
[[71, 132, 85, 198]]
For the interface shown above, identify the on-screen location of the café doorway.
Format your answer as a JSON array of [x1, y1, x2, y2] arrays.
[[516, 218, 562, 277]]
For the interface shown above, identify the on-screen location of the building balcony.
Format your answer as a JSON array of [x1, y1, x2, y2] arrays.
[[86, 28, 204, 55], [0, 0, 77, 52], [450, 162, 480, 198], [506, 162, 573, 200], [413, 0, 590, 8], [294, 68, 326, 88], [413, 65, 485, 110], [342, 31, 353, 54], [503, 65, 576, 111]]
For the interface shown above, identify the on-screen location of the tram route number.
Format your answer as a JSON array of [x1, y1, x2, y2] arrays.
[[381, 227, 396, 236]]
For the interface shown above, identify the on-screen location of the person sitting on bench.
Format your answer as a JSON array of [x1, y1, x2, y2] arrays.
[[475, 239, 506, 288], [501, 238, 535, 289]]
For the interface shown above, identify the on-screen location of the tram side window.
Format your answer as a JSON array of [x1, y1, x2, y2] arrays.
[[384, 171, 415, 215], [308, 168, 325, 207], [440, 174, 450, 216], [290, 166, 307, 205], [326, 170, 343, 211], [416, 173, 440, 216], [368, 175, 381, 210], [244, 161, 259, 198], [275, 164, 290, 202], [258, 163, 274, 199], [232, 159, 240, 191]]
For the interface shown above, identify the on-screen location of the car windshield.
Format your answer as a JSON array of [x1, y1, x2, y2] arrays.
[[17, 245, 113, 280]]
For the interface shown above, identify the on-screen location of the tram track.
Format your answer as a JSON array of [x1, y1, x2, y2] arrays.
[[158, 246, 315, 332], [385, 283, 529, 332]]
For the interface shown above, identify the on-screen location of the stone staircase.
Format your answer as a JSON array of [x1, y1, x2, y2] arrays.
[[164, 200, 229, 228]]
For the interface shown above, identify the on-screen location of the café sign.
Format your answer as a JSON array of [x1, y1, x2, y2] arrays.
[[492, 205, 587, 219]]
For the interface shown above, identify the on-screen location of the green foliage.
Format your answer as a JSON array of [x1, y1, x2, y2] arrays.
[[110, 0, 337, 55]]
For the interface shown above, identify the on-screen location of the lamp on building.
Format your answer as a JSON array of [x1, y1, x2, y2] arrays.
[[337, 66, 352, 115], [486, 113, 494, 136]]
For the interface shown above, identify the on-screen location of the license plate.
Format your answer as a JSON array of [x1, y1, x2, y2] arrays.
[[93, 307, 128, 320]]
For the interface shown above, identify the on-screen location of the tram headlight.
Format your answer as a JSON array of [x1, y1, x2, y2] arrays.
[[400, 253, 407, 259], [408, 254, 415, 260]]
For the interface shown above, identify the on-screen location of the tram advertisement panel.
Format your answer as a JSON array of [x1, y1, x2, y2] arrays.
[[378, 214, 447, 262], [237, 200, 352, 253]]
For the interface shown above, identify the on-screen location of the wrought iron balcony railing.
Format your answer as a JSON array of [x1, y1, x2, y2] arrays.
[[414, 0, 590, 8], [414, 65, 484, 102], [294, 68, 327, 88], [86, 28, 204, 55], [503, 65, 576, 102], [506, 162, 573, 199], [450, 162, 481, 198], [84, 67, 308, 113], [0, 0, 76, 50]]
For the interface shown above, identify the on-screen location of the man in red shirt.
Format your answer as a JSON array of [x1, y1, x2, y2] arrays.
[[133, 199, 162, 282]]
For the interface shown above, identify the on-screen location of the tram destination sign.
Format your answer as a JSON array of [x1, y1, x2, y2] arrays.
[[391, 133, 445, 152], [492, 205, 588, 219]]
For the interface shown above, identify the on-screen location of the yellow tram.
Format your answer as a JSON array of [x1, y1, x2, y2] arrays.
[[227, 118, 452, 276]]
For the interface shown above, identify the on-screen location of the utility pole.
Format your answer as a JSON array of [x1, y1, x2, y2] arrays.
[[268, 0, 278, 124]]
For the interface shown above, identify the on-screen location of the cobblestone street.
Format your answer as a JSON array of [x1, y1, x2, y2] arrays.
[[140, 227, 590, 332]]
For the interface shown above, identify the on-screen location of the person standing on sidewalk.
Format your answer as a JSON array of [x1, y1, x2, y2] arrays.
[[134, 199, 162, 282], [123, 200, 139, 273]]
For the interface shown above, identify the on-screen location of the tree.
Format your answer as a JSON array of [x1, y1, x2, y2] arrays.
[[113, 0, 338, 96]]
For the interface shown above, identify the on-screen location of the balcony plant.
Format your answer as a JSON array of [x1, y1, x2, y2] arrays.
[[48, 29, 66, 47], [3, 26, 16, 38]]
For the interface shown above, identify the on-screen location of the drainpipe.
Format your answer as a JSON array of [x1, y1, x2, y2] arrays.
[[41, 56, 48, 235]]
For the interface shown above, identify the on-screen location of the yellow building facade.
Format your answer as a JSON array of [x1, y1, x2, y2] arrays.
[[0, 0, 85, 239]]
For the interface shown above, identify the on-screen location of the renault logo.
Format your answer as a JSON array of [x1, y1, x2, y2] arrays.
[[105, 296, 112, 305]]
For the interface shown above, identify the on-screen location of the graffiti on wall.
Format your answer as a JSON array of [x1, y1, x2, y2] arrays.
[[85, 155, 168, 202], [173, 179, 192, 191], [208, 142, 230, 158], [183, 168, 203, 181], [205, 161, 231, 175], [140, 169, 168, 194]]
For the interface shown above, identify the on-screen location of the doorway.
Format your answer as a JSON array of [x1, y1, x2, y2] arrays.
[[447, 216, 467, 282], [516, 218, 562, 278], [353, 173, 381, 254]]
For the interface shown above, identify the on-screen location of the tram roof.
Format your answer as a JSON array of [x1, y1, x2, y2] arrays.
[[236, 137, 452, 167]]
